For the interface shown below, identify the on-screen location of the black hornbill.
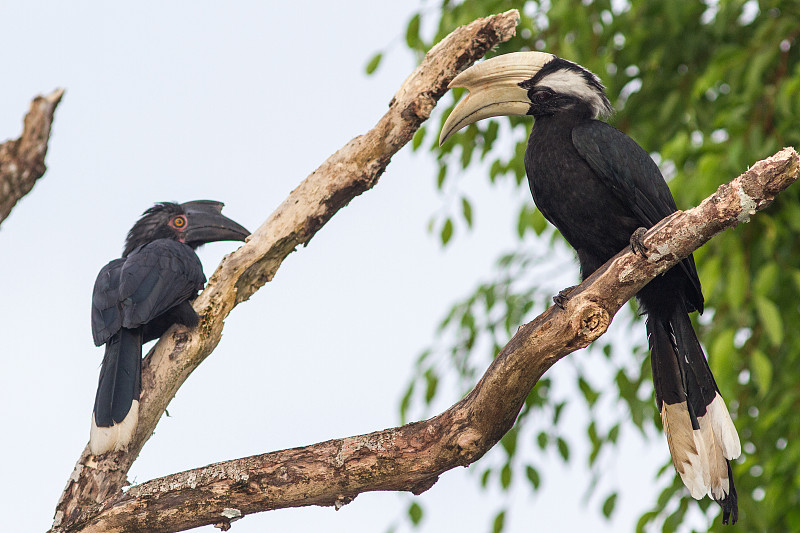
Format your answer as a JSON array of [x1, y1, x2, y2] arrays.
[[89, 201, 249, 456], [440, 52, 741, 523]]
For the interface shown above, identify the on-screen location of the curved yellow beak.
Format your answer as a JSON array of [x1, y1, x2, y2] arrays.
[[439, 52, 555, 146]]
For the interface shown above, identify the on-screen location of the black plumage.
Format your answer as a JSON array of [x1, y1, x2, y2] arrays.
[[89, 201, 248, 455], [441, 52, 741, 523]]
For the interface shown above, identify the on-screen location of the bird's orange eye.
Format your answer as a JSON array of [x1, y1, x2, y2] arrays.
[[171, 215, 187, 229]]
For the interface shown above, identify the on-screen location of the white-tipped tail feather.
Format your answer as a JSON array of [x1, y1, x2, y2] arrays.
[[89, 399, 139, 455], [663, 395, 741, 502], [694, 393, 740, 501], [661, 402, 710, 499], [708, 393, 742, 460], [697, 408, 730, 500]]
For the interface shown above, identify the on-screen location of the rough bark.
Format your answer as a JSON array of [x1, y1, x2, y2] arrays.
[[0, 88, 64, 226], [51, 10, 521, 531], [59, 147, 799, 532]]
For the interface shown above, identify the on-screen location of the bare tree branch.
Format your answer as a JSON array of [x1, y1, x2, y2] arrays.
[[0, 88, 64, 226], [61, 148, 800, 532], [51, 10, 522, 531]]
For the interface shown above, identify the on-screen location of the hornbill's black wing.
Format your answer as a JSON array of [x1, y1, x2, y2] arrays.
[[571, 121, 703, 311], [118, 239, 206, 328], [572, 121, 677, 226], [92, 258, 126, 347]]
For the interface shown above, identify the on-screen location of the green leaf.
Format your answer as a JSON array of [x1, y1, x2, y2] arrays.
[[602, 343, 612, 358], [516, 205, 548, 237], [481, 121, 499, 158], [492, 510, 506, 533], [399, 383, 414, 424], [460, 127, 476, 168], [553, 401, 566, 424], [440, 218, 454, 246], [423, 369, 438, 404], [500, 463, 512, 489], [480, 468, 492, 488], [525, 465, 541, 490], [500, 428, 517, 457], [662, 496, 688, 533], [588, 420, 600, 447], [588, 421, 601, 466], [602, 492, 618, 518], [699, 253, 721, 296], [461, 197, 473, 227], [408, 502, 423, 526], [536, 431, 548, 450], [556, 437, 570, 461], [753, 262, 779, 296], [755, 296, 783, 347], [406, 13, 422, 49], [531, 209, 548, 235], [578, 376, 600, 407], [724, 245, 748, 309], [709, 328, 737, 392], [608, 424, 620, 443], [516, 206, 529, 238], [436, 165, 447, 189], [751, 349, 773, 396], [365, 52, 382, 74], [635, 511, 659, 533], [489, 159, 504, 182], [412, 127, 426, 151], [481, 285, 496, 311]]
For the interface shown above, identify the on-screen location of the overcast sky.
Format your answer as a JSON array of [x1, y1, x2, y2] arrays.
[[0, 2, 690, 532]]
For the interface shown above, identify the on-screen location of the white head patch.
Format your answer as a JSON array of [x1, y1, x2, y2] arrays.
[[536, 66, 613, 118]]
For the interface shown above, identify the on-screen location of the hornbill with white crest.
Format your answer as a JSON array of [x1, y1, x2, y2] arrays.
[[440, 52, 741, 523], [89, 200, 249, 456]]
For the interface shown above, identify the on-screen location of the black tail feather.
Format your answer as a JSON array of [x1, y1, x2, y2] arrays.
[[90, 327, 142, 455], [721, 461, 739, 524], [647, 316, 688, 413], [93, 327, 142, 426]]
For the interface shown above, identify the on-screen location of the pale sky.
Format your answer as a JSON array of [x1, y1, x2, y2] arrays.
[[0, 2, 690, 532]]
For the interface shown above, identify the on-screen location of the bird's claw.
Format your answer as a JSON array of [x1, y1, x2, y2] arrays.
[[553, 285, 578, 309], [630, 227, 648, 256]]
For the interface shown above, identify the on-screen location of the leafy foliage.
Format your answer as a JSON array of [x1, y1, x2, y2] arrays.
[[390, 0, 800, 531]]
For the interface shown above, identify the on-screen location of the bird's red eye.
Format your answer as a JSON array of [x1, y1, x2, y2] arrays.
[[171, 215, 187, 229]]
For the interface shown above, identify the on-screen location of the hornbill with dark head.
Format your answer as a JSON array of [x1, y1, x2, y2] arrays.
[[440, 52, 741, 523], [90, 200, 249, 456]]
